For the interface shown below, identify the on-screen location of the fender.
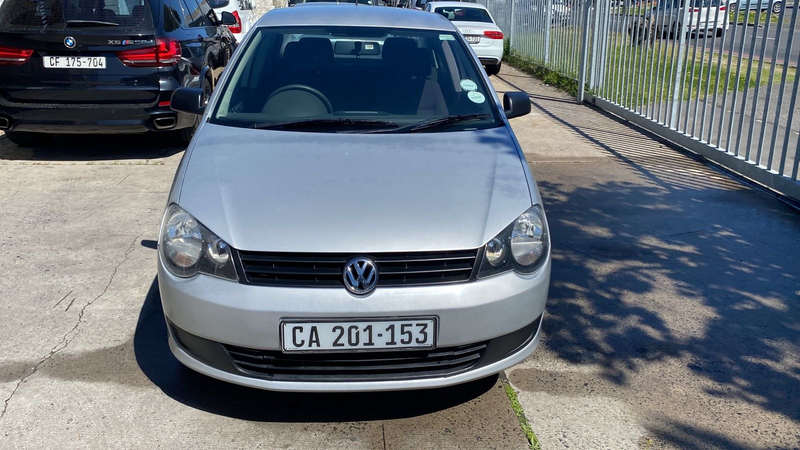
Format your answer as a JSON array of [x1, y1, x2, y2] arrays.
[[198, 65, 212, 88], [186, 66, 212, 89]]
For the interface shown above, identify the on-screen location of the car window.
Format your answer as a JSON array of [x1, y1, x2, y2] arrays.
[[163, 0, 186, 30], [0, 0, 154, 30], [197, 0, 216, 25], [212, 26, 502, 133], [434, 7, 494, 23], [180, 0, 204, 26], [208, 0, 229, 7]]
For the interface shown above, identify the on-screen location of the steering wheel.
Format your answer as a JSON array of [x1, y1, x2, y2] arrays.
[[266, 84, 333, 115]]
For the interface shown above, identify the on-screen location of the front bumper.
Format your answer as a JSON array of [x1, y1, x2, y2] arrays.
[[158, 256, 550, 391], [167, 314, 543, 392]]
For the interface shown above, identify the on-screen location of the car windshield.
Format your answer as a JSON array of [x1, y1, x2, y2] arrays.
[[211, 26, 501, 133], [434, 7, 493, 23], [0, 0, 154, 30]]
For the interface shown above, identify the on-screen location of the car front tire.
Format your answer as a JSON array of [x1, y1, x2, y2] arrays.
[[772, 1, 782, 14], [4, 131, 53, 147]]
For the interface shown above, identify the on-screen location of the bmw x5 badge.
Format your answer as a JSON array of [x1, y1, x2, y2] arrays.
[[64, 36, 76, 49]]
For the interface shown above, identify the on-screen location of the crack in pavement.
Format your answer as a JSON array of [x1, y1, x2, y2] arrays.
[[0, 227, 153, 420]]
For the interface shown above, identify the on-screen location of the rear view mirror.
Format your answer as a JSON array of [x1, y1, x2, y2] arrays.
[[220, 11, 237, 26], [171, 88, 205, 115], [503, 92, 531, 119]]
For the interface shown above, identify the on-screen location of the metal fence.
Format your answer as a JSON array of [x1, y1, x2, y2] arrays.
[[480, 0, 800, 202]]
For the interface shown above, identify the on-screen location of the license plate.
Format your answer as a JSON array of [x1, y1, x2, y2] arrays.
[[43, 56, 106, 69], [465, 35, 481, 44], [281, 318, 436, 352]]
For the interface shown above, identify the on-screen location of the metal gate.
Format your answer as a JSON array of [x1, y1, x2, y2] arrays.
[[480, 0, 800, 202]]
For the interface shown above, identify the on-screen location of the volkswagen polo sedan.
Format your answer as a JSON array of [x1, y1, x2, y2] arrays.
[[159, 5, 550, 392]]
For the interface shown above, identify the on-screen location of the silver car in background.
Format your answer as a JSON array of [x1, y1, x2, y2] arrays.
[[160, 5, 550, 392]]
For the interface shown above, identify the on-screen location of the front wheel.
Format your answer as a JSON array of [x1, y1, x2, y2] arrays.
[[3, 131, 53, 147], [772, 1, 782, 14], [485, 62, 502, 76], [174, 127, 195, 147]]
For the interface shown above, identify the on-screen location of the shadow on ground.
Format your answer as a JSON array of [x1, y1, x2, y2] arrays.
[[0, 133, 183, 161], [133, 278, 497, 422], [505, 75, 800, 447]]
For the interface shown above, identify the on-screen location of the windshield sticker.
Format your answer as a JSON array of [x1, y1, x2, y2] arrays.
[[460, 79, 478, 91], [439, 34, 456, 41], [468, 91, 486, 104]]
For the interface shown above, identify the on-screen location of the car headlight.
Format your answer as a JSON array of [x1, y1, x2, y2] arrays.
[[478, 205, 549, 278], [159, 204, 238, 281]]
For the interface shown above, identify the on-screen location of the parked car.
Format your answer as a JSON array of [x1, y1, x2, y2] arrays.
[[630, 0, 729, 42], [518, 0, 571, 27], [161, 5, 550, 392], [729, 0, 782, 13], [210, 0, 257, 43], [426, 1, 504, 75], [0, 0, 236, 146]]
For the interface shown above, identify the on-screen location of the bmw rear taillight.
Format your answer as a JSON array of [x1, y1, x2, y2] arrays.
[[228, 10, 242, 34], [483, 31, 504, 40], [117, 38, 181, 68], [0, 45, 34, 67]]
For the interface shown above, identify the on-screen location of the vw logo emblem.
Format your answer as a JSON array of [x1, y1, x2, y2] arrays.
[[64, 36, 76, 49], [343, 258, 378, 295]]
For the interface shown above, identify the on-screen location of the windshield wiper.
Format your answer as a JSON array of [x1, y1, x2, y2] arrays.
[[66, 20, 120, 27], [253, 118, 398, 131], [369, 114, 493, 134]]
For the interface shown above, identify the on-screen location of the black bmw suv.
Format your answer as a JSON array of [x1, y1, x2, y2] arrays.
[[0, 0, 237, 146]]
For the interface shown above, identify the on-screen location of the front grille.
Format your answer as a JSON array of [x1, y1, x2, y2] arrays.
[[223, 342, 488, 382], [237, 249, 480, 288]]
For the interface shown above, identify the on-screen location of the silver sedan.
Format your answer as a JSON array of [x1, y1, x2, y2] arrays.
[[160, 4, 551, 392]]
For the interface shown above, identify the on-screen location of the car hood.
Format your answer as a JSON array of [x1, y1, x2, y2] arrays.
[[178, 124, 533, 253]]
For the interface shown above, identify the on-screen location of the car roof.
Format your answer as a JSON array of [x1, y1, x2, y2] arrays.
[[427, 1, 488, 9], [256, 4, 457, 30]]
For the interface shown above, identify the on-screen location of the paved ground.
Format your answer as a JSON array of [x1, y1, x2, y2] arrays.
[[494, 66, 800, 449], [0, 141, 526, 447], [0, 64, 798, 449]]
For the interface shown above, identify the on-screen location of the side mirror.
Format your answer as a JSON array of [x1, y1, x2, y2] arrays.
[[220, 11, 237, 26], [171, 88, 205, 115], [503, 91, 531, 120]]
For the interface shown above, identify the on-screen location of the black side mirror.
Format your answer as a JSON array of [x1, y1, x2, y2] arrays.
[[220, 11, 237, 26], [503, 92, 531, 120], [171, 88, 205, 115]]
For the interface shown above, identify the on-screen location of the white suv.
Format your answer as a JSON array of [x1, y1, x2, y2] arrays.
[[210, 0, 258, 42]]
